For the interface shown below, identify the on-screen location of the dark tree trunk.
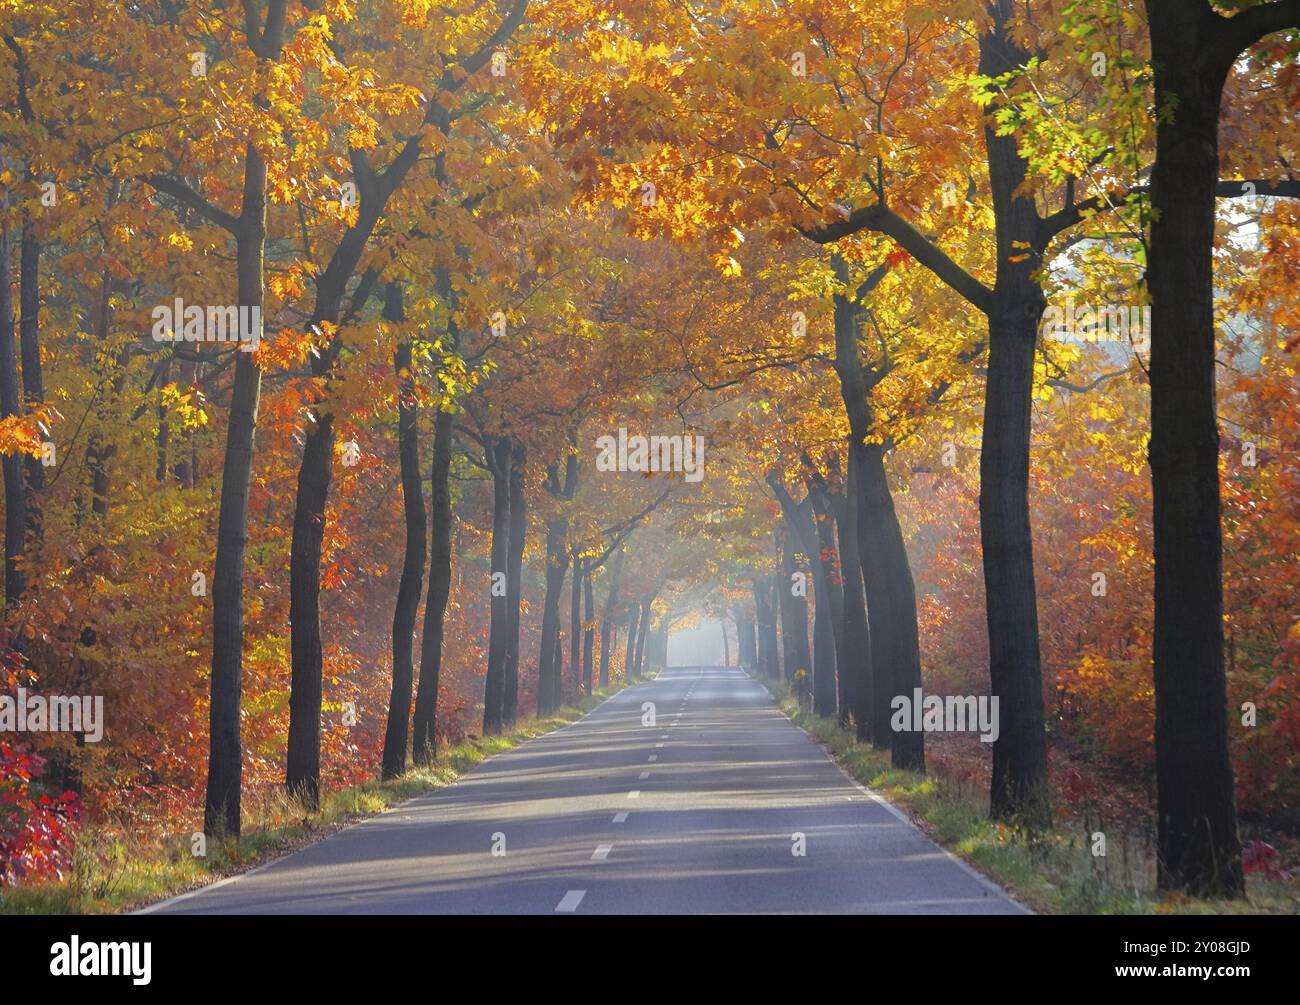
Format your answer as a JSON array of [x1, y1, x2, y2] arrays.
[[833, 455, 870, 736], [383, 283, 423, 779], [735, 612, 753, 669], [205, 145, 268, 837], [1141, 0, 1273, 896], [412, 406, 454, 764], [0, 222, 25, 605], [484, 437, 513, 734], [624, 601, 641, 679], [599, 548, 624, 686], [754, 577, 779, 680], [537, 516, 569, 715], [806, 482, 843, 718], [777, 524, 811, 684], [719, 613, 730, 668], [633, 596, 653, 677], [857, 441, 925, 768], [583, 572, 595, 692], [286, 409, 334, 807], [19, 213, 43, 523], [978, 14, 1050, 822], [503, 444, 526, 726], [569, 552, 582, 700]]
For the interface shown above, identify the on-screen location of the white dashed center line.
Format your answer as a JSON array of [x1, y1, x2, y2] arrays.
[[627, 790, 641, 799], [612, 811, 629, 823], [591, 844, 612, 861], [555, 890, 586, 913]]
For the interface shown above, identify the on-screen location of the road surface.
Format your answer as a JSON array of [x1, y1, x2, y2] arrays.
[[144, 666, 1027, 915]]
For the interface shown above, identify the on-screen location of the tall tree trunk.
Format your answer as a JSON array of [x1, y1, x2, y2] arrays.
[[204, 145, 268, 837], [286, 410, 334, 807], [569, 551, 582, 700], [1141, 0, 1276, 896], [19, 212, 43, 533], [383, 283, 424, 779], [754, 577, 779, 680], [624, 601, 641, 679], [583, 572, 595, 692], [483, 437, 512, 734], [806, 482, 843, 718], [777, 523, 811, 684], [502, 443, 526, 726], [833, 456, 870, 736], [857, 441, 924, 768], [0, 221, 25, 606], [633, 595, 653, 676], [599, 548, 624, 686], [536, 516, 569, 715], [412, 406, 454, 764], [978, 13, 1050, 823], [719, 612, 730, 667]]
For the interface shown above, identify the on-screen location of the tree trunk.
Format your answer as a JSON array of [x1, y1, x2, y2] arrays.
[[1144, 0, 1249, 896], [856, 441, 925, 768], [536, 516, 569, 715], [633, 596, 653, 676], [777, 524, 812, 684], [599, 548, 624, 686], [483, 437, 512, 734], [286, 409, 334, 807], [583, 572, 595, 692], [0, 222, 25, 606], [412, 406, 454, 764], [383, 283, 423, 779], [977, 14, 1051, 823], [204, 146, 267, 837], [624, 601, 641, 679], [569, 551, 582, 700], [834, 455, 871, 736], [754, 577, 779, 680], [503, 443, 526, 726], [19, 212, 43, 528], [807, 482, 843, 718]]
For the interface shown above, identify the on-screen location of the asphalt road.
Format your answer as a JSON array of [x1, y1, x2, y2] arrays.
[[144, 666, 1027, 915]]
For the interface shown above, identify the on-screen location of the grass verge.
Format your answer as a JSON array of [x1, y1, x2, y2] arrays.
[[0, 680, 639, 915], [752, 672, 1298, 916]]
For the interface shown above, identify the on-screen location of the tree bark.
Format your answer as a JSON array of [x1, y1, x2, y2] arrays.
[[806, 481, 843, 718], [537, 515, 569, 715], [1138, 0, 1291, 896], [569, 551, 582, 700], [205, 145, 268, 836], [483, 436, 512, 734], [583, 572, 595, 692], [502, 443, 526, 726], [633, 595, 653, 676], [977, 12, 1050, 822], [0, 222, 25, 606], [833, 455, 870, 736], [777, 524, 811, 684], [383, 283, 423, 779], [19, 212, 43, 528], [624, 601, 641, 679], [412, 406, 454, 764], [599, 548, 624, 686]]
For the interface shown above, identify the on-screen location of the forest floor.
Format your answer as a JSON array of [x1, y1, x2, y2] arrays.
[[0, 680, 639, 915], [757, 673, 1300, 915]]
